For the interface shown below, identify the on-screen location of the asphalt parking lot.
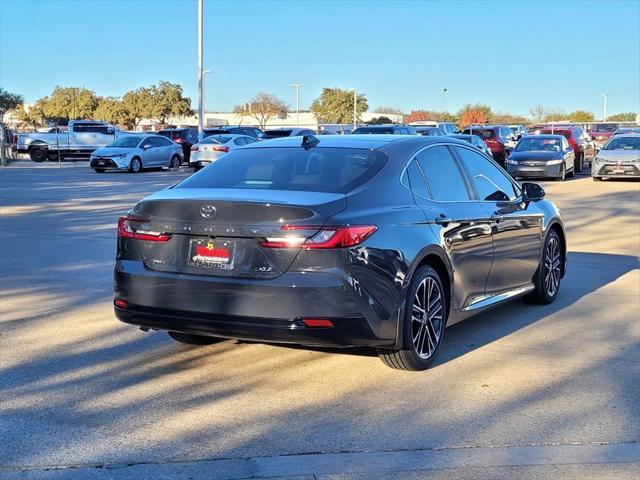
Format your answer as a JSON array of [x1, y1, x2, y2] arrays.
[[0, 162, 639, 479]]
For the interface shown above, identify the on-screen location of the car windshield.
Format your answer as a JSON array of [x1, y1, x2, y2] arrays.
[[108, 136, 143, 148], [615, 128, 640, 135], [516, 137, 562, 152], [353, 127, 394, 134], [204, 135, 232, 144], [463, 128, 495, 139], [176, 147, 388, 194], [603, 137, 640, 150], [592, 124, 618, 133]]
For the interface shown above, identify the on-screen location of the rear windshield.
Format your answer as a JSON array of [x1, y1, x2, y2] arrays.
[[540, 130, 571, 139], [176, 147, 388, 193], [353, 127, 394, 134], [204, 135, 232, 144], [603, 137, 640, 150], [264, 130, 292, 137], [463, 128, 495, 139], [592, 124, 618, 133]]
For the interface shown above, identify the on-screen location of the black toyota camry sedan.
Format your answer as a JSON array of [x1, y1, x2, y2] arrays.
[[114, 135, 566, 370]]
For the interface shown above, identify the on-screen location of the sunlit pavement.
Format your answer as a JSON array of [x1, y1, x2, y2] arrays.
[[1, 162, 638, 479]]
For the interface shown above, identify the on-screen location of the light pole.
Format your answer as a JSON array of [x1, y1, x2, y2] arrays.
[[353, 89, 357, 131], [197, 0, 204, 140], [291, 83, 303, 126], [202, 70, 212, 127], [600, 93, 608, 122], [442, 88, 447, 112]]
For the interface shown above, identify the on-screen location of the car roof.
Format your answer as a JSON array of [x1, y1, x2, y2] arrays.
[[525, 134, 565, 139], [203, 133, 250, 139], [241, 134, 467, 150]]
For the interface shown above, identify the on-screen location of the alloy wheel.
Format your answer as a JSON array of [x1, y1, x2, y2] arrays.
[[411, 276, 444, 359], [543, 236, 561, 297]]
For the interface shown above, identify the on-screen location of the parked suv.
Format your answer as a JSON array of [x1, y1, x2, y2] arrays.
[[539, 126, 594, 173], [203, 126, 265, 140], [352, 125, 416, 134], [157, 127, 198, 163], [461, 125, 513, 166]]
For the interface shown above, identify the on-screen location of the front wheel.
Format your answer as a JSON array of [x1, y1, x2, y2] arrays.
[[168, 331, 223, 345], [556, 163, 566, 181], [378, 266, 447, 371], [593, 176, 603, 182], [525, 230, 563, 304], [129, 157, 142, 173]]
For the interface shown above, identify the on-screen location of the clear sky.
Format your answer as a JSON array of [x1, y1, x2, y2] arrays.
[[1, 0, 639, 117]]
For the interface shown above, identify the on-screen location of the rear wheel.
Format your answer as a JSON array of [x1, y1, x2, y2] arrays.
[[378, 266, 446, 371], [575, 153, 584, 173], [168, 331, 223, 345], [169, 154, 181, 169], [129, 156, 142, 173], [525, 230, 563, 305], [593, 176, 603, 182], [28, 146, 48, 162]]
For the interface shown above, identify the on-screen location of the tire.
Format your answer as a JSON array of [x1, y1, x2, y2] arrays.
[[575, 153, 583, 173], [525, 229, 563, 305], [593, 176, 603, 181], [168, 331, 222, 345], [129, 156, 142, 173], [28, 145, 48, 163], [378, 266, 447, 371], [169, 155, 181, 169], [556, 163, 566, 181], [94, 168, 105, 173]]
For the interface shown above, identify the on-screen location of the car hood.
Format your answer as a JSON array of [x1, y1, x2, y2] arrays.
[[92, 147, 133, 157], [509, 151, 562, 161], [597, 150, 640, 162]]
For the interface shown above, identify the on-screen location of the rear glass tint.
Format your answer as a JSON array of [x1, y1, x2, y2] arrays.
[[176, 147, 388, 194], [353, 127, 394, 134], [264, 130, 292, 137]]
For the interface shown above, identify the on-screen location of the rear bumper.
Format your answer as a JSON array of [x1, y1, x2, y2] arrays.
[[114, 260, 394, 347], [507, 163, 563, 178]]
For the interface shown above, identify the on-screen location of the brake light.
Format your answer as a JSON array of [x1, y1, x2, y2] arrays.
[[212, 146, 230, 153], [118, 216, 171, 242], [191, 146, 199, 152], [260, 225, 377, 249], [302, 318, 334, 328], [114, 299, 128, 309], [174, 137, 185, 143]]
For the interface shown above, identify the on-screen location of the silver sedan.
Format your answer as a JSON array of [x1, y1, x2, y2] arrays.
[[90, 135, 183, 173], [592, 134, 640, 181], [189, 134, 257, 170]]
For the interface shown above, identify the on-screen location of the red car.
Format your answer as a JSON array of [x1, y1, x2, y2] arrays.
[[589, 123, 619, 149], [461, 125, 513, 166], [539, 126, 594, 173]]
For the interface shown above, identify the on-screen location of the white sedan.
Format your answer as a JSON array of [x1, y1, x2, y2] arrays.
[[189, 134, 258, 170]]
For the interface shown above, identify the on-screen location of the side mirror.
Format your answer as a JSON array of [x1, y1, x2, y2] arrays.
[[106, 127, 115, 135], [522, 182, 545, 202], [142, 144, 152, 150]]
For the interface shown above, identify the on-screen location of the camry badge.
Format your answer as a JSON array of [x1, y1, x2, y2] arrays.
[[200, 205, 217, 218]]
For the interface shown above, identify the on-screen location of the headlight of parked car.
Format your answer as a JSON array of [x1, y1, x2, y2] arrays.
[[506, 159, 519, 165], [112, 153, 128, 158], [546, 159, 563, 165]]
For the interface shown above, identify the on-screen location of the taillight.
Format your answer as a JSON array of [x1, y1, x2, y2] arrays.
[[174, 137, 185, 143], [259, 225, 377, 249], [118, 216, 171, 242], [212, 146, 229, 153], [12, 134, 18, 144], [190, 146, 199, 152]]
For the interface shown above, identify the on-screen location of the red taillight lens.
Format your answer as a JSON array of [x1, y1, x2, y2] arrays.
[[190, 146, 199, 152], [118, 216, 171, 242], [302, 318, 334, 328], [114, 299, 128, 309], [260, 225, 376, 249], [212, 146, 230, 153], [12, 134, 18, 144], [174, 137, 184, 143]]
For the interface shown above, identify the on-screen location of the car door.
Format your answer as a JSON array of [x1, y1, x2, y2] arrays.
[[452, 145, 543, 295], [154, 136, 175, 166], [407, 145, 494, 311], [140, 137, 161, 166]]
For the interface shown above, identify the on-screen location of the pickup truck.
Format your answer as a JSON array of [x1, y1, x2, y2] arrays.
[[15, 120, 126, 162]]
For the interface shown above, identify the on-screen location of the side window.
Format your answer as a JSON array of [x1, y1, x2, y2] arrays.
[[143, 137, 159, 148], [74, 123, 100, 133], [234, 137, 246, 146], [454, 146, 518, 202], [415, 146, 470, 201], [404, 160, 430, 199], [245, 137, 257, 144], [156, 137, 172, 147]]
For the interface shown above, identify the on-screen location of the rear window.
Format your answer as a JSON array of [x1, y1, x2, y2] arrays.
[[592, 124, 618, 133], [176, 147, 388, 194], [264, 130, 292, 137], [540, 129, 571, 139], [353, 127, 394, 134], [204, 135, 232, 144], [463, 128, 495, 139]]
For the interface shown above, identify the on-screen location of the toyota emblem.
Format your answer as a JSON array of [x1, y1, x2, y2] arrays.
[[200, 205, 217, 218]]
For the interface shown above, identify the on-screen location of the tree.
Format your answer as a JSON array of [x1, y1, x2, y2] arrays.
[[0, 88, 23, 122], [367, 116, 394, 125], [122, 87, 157, 128], [38, 86, 99, 121], [9, 104, 44, 129], [608, 112, 637, 122], [457, 103, 493, 128], [151, 81, 193, 126], [404, 110, 457, 123], [568, 110, 595, 123], [234, 92, 289, 128], [529, 105, 547, 123], [310, 88, 367, 124], [94, 97, 130, 127], [491, 112, 529, 125]]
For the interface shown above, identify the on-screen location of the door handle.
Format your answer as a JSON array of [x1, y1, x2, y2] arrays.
[[434, 215, 453, 226], [491, 213, 504, 222]]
